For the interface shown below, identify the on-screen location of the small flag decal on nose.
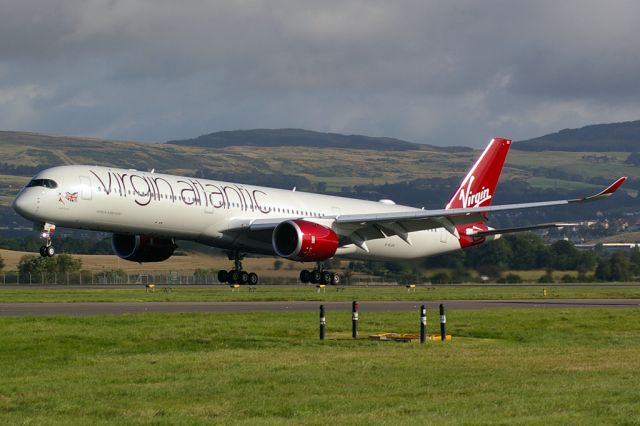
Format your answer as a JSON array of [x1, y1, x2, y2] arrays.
[[65, 192, 78, 202]]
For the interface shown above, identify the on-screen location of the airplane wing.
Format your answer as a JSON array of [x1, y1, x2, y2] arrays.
[[224, 177, 626, 245], [333, 177, 627, 242]]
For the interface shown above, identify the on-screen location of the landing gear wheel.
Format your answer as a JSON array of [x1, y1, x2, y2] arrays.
[[228, 270, 240, 284], [331, 273, 341, 285], [239, 271, 249, 285], [248, 272, 259, 285], [300, 270, 310, 284], [321, 270, 332, 285], [217, 270, 228, 283], [40, 245, 55, 257], [310, 269, 321, 284]]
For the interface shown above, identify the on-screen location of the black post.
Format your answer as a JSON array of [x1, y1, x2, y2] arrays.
[[439, 303, 446, 341], [420, 304, 426, 344], [352, 301, 359, 339], [320, 305, 326, 340]]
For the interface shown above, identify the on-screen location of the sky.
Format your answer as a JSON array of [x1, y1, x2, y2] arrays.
[[1, 0, 640, 147]]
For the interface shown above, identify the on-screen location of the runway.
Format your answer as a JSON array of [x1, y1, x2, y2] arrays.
[[0, 299, 638, 316]]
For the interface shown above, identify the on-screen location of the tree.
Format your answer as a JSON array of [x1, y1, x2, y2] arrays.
[[18, 255, 55, 275], [629, 248, 640, 276], [430, 271, 450, 284], [609, 252, 632, 282], [504, 234, 549, 270], [595, 252, 632, 282], [577, 251, 597, 274], [273, 260, 283, 270], [55, 254, 82, 273], [465, 238, 512, 273], [550, 240, 581, 270], [0, 253, 4, 272], [504, 273, 523, 284], [18, 254, 82, 279], [594, 259, 612, 281]]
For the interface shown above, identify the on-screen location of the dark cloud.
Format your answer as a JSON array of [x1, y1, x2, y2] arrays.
[[1, 0, 639, 146]]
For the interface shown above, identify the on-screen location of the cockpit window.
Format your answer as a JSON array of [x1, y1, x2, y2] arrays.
[[26, 179, 58, 189]]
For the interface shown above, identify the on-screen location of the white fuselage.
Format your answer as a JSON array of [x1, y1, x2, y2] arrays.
[[13, 165, 465, 261]]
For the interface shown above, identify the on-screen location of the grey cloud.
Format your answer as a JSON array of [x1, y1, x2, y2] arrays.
[[1, 0, 640, 146]]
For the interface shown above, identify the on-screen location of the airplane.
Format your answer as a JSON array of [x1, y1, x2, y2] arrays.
[[12, 138, 626, 285]]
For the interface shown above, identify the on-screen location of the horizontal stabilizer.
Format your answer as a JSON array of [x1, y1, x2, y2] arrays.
[[466, 222, 582, 237]]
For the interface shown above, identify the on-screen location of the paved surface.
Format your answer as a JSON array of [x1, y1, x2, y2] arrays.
[[0, 299, 638, 316]]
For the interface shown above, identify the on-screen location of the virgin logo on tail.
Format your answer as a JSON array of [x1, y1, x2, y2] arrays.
[[458, 176, 492, 208], [445, 138, 511, 211]]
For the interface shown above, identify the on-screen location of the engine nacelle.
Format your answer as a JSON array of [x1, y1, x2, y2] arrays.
[[112, 234, 176, 263], [272, 220, 339, 261]]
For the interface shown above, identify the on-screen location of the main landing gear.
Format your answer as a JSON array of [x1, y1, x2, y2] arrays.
[[38, 222, 56, 258], [217, 251, 259, 285], [299, 262, 341, 285]]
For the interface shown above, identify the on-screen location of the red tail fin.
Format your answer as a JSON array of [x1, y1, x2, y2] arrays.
[[446, 138, 512, 210]]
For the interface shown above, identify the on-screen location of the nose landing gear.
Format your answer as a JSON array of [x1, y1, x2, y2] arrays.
[[38, 223, 56, 258], [217, 251, 259, 285]]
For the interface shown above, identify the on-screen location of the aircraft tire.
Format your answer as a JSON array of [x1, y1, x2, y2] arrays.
[[39, 246, 47, 257], [299, 270, 310, 283], [321, 271, 332, 285], [239, 271, 249, 285], [217, 270, 228, 283], [331, 273, 341, 285], [310, 270, 321, 284], [45, 246, 55, 257], [248, 272, 259, 285], [228, 270, 240, 284]]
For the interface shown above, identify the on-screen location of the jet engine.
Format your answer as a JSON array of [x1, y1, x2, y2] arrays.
[[272, 220, 339, 261], [112, 234, 176, 262]]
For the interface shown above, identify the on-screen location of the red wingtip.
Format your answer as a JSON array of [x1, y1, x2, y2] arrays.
[[575, 177, 627, 203], [602, 177, 627, 195]]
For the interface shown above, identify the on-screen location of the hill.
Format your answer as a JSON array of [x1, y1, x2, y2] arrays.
[[165, 128, 448, 151], [0, 128, 637, 243], [514, 120, 640, 152]]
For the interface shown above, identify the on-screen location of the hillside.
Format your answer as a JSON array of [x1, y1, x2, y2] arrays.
[[515, 120, 640, 152], [0, 129, 637, 241], [165, 128, 449, 151], [0, 129, 468, 211]]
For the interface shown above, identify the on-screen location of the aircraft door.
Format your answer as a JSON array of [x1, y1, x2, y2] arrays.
[[80, 176, 92, 200]]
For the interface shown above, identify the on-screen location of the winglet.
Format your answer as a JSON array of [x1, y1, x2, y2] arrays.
[[571, 177, 627, 203]]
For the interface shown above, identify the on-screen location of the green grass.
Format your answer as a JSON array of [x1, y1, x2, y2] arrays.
[[528, 177, 601, 191], [1, 308, 640, 424], [1, 285, 640, 303]]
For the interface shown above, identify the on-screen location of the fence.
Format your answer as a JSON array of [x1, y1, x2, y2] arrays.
[[0, 271, 403, 286]]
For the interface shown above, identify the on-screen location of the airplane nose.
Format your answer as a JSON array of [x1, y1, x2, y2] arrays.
[[12, 192, 32, 219]]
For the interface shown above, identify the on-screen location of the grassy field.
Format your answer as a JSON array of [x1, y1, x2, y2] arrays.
[[1, 285, 640, 303], [0, 248, 304, 277], [1, 308, 639, 424]]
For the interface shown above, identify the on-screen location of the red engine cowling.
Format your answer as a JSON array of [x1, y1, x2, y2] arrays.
[[272, 220, 339, 261], [112, 234, 176, 262]]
